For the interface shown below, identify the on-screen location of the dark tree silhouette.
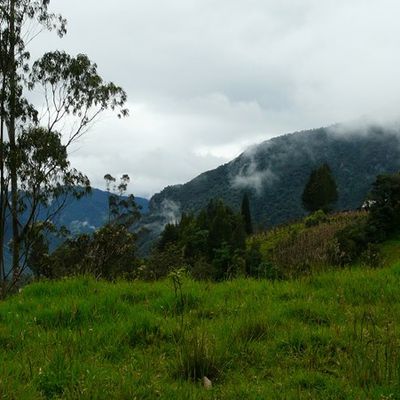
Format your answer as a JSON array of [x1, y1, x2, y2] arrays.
[[367, 172, 400, 239], [241, 193, 253, 235], [302, 163, 338, 213]]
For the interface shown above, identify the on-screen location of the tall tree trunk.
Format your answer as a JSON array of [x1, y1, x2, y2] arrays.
[[0, 77, 6, 296], [0, 4, 8, 297], [8, 0, 20, 283]]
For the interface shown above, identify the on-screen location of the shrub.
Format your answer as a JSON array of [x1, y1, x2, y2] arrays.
[[359, 243, 383, 268], [304, 210, 327, 227], [333, 222, 369, 266], [46, 224, 139, 280]]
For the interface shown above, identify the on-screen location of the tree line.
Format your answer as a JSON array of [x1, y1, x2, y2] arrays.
[[10, 152, 400, 285], [0, 2, 398, 291]]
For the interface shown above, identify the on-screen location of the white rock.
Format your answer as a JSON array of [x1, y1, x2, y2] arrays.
[[203, 376, 212, 390]]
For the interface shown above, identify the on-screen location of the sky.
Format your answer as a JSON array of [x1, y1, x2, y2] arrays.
[[30, 0, 400, 198]]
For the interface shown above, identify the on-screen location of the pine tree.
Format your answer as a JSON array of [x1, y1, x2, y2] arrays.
[[302, 163, 338, 213], [241, 193, 253, 235]]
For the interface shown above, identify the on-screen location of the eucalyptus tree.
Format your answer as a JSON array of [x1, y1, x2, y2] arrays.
[[0, 0, 128, 295]]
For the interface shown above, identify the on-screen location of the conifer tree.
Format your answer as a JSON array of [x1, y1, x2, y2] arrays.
[[302, 163, 338, 213]]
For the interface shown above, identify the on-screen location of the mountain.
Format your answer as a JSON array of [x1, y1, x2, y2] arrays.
[[51, 188, 149, 234], [3, 189, 149, 274], [139, 123, 400, 252]]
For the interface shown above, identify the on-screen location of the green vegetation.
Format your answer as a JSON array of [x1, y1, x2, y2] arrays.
[[148, 199, 247, 281], [146, 126, 400, 244], [367, 172, 400, 240], [28, 168, 398, 284], [28, 175, 141, 281], [249, 211, 369, 278], [2, 172, 400, 398], [302, 163, 338, 213], [2, 246, 400, 398], [1, 3, 400, 398], [0, 0, 127, 296]]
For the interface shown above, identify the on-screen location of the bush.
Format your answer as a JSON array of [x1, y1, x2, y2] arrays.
[[141, 244, 185, 280], [359, 243, 383, 268], [332, 222, 369, 266], [45, 224, 139, 280], [304, 210, 327, 227]]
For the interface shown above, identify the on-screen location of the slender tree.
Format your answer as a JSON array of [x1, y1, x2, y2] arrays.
[[241, 193, 253, 235], [104, 174, 141, 227], [0, 1, 128, 295]]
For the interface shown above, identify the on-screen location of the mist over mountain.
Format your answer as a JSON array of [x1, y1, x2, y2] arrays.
[[138, 123, 400, 252]]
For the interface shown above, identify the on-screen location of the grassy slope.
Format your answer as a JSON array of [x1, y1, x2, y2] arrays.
[[2, 247, 400, 398]]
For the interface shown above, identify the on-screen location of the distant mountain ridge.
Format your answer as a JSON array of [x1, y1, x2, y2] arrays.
[[141, 124, 400, 248], [3, 189, 149, 273], [52, 188, 149, 234]]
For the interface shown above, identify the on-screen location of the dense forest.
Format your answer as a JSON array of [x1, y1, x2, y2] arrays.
[[149, 125, 400, 228]]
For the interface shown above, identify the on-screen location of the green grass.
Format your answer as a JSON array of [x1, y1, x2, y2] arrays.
[[2, 249, 400, 398]]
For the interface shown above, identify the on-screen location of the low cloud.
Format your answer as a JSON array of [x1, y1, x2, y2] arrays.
[[233, 168, 276, 194], [158, 199, 181, 226], [139, 199, 182, 237], [69, 220, 97, 234], [327, 117, 400, 138], [231, 145, 277, 194]]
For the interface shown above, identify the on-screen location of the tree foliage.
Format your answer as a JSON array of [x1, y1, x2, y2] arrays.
[[302, 163, 338, 213], [28, 174, 141, 281], [367, 173, 400, 239], [333, 172, 400, 266], [104, 174, 141, 227], [0, 1, 128, 294], [150, 199, 247, 281]]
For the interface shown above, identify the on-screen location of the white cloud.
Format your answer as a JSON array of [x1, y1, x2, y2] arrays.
[[28, 0, 400, 197]]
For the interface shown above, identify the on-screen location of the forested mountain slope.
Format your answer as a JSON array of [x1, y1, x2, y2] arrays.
[[148, 124, 400, 230]]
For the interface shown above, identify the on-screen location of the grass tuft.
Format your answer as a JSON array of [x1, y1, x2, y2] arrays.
[[174, 328, 222, 382]]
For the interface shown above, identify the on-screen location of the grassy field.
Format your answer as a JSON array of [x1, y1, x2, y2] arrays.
[[1, 248, 400, 398]]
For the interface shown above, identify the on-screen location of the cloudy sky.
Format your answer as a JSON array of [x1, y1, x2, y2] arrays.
[[31, 0, 400, 198]]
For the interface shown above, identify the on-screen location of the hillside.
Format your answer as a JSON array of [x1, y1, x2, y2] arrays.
[[146, 124, 400, 236], [52, 188, 149, 234], [1, 242, 400, 398], [3, 189, 149, 274]]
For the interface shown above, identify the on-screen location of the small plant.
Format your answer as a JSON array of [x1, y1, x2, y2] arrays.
[[169, 267, 187, 316]]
